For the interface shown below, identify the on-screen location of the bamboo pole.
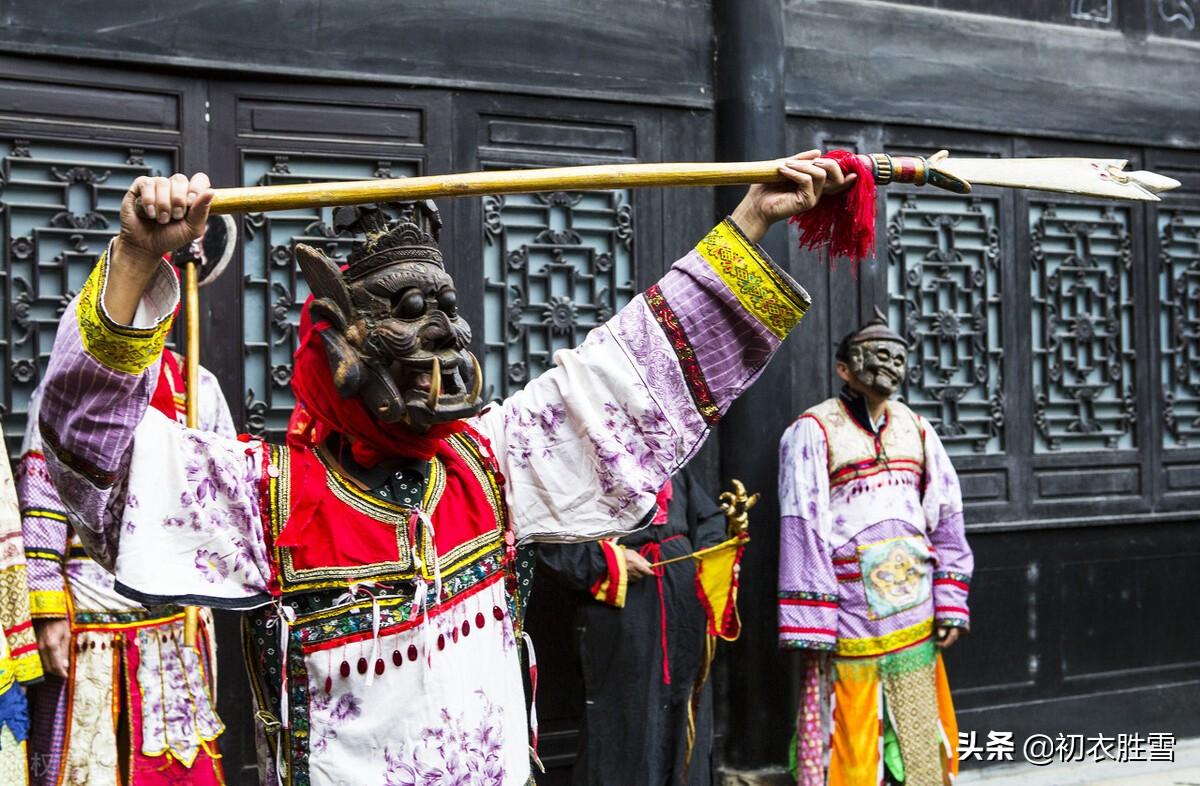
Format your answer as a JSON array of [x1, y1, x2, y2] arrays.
[[208, 161, 786, 215], [183, 260, 201, 649]]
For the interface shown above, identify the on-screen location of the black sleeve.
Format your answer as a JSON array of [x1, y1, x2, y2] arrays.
[[682, 468, 728, 551], [536, 541, 611, 594]]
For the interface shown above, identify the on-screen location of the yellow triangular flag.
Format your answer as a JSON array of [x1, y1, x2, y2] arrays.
[[694, 535, 747, 641]]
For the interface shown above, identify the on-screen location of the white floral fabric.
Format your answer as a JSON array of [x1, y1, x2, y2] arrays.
[[135, 620, 223, 765], [304, 581, 528, 786]]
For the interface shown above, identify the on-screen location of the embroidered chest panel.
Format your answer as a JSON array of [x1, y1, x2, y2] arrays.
[[805, 398, 925, 488], [261, 433, 508, 596]]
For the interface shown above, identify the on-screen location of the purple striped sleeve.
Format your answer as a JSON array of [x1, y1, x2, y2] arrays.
[[655, 219, 810, 418]]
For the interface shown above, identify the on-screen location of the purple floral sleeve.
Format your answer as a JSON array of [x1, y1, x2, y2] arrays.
[[474, 219, 811, 546]]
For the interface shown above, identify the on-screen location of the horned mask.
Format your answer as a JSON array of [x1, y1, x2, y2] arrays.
[[841, 308, 907, 398], [294, 201, 483, 431]]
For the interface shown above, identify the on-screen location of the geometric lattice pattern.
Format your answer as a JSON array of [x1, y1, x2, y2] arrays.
[[1030, 202, 1136, 452], [240, 152, 417, 442], [1159, 208, 1200, 448], [481, 190, 635, 400], [887, 193, 1004, 454], [0, 137, 174, 457]]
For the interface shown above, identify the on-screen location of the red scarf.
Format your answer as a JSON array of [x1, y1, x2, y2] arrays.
[[150, 350, 185, 422], [289, 300, 467, 466]]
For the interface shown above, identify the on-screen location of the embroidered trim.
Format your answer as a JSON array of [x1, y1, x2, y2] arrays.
[[39, 421, 119, 489], [778, 590, 839, 603], [28, 590, 68, 617], [24, 549, 64, 563], [833, 638, 937, 681], [778, 597, 838, 609], [21, 508, 68, 522], [836, 617, 933, 658], [780, 625, 837, 637], [644, 284, 720, 424], [780, 638, 837, 652], [591, 540, 628, 608], [76, 249, 173, 375], [934, 571, 971, 586], [694, 219, 809, 339], [829, 460, 923, 488]]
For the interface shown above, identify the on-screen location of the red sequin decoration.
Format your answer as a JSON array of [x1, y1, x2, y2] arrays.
[[476, 613, 485, 629], [393, 650, 403, 667], [340, 661, 350, 678], [375, 659, 385, 676], [407, 645, 418, 662], [357, 657, 368, 675]]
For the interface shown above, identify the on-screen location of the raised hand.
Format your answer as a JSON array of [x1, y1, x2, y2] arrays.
[[730, 150, 857, 243], [106, 172, 214, 324]]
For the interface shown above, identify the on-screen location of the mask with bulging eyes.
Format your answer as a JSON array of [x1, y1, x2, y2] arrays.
[[294, 201, 484, 431], [846, 339, 907, 398]]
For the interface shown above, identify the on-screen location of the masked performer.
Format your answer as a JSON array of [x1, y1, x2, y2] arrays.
[[1, 431, 42, 786], [538, 468, 726, 786], [20, 349, 234, 786], [36, 152, 845, 786], [778, 311, 973, 786]]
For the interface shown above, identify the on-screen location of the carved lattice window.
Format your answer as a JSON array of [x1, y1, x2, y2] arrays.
[[1030, 202, 1136, 452], [0, 137, 174, 456], [240, 153, 415, 441], [886, 193, 1004, 454], [1160, 208, 1200, 448], [481, 190, 634, 399]]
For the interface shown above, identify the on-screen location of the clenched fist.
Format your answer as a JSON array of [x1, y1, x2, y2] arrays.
[[106, 172, 215, 324]]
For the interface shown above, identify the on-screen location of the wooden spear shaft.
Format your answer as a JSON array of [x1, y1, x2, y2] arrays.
[[207, 161, 787, 214], [183, 260, 201, 649]]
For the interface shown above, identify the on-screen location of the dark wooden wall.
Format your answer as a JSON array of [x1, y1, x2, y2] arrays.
[[0, 0, 1198, 781]]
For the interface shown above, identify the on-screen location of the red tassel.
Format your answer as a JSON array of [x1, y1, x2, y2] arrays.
[[788, 149, 877, 272]]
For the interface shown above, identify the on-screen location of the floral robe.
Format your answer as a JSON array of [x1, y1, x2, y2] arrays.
[[21, 365, 234, 786], [37, 219, 810, 786], [778, 390, 973, 786]]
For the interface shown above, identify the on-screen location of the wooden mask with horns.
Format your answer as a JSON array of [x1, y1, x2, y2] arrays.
[[293, 201, 483, 430]]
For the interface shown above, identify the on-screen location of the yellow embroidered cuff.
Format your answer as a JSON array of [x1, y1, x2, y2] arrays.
[[14, 649, 43, 684], [695, 219, 810, 339], [76, 247, 176, 375], [590, 540, 628, 608], [28, 590, 68, 618]]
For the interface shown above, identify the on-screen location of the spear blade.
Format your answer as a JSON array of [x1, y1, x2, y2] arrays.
[[936, 155, 1182, 202]]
